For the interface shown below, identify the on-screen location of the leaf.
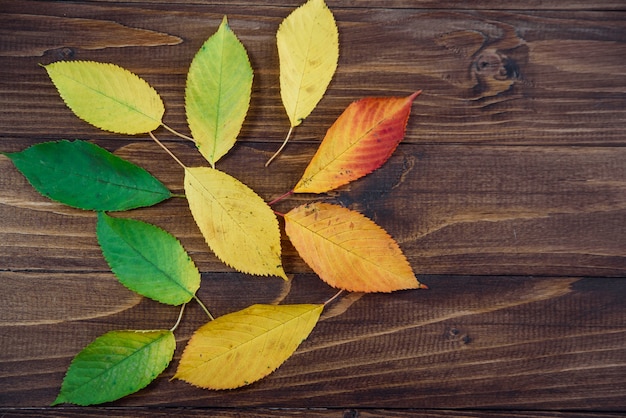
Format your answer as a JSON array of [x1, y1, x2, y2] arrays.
[[44, 60, 164, 134], [278, 0, 338, 128], [294, 92, 421, 193], [284, 202, 424, 292], [174, 304, 323, 389], [186, 16, 253, 167], [52, 330, 175, 406], [184, 167, 287, 279], [4, 140, 171, 211], [96, 212, 200, 305]]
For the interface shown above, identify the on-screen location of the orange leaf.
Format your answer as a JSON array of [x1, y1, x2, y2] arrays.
[[293, 91, 420, 193], [284, 202, 424, 292]]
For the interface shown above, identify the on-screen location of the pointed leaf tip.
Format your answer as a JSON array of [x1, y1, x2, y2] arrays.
[[285, 202, 422, 293], [294, 91, 421, 193]]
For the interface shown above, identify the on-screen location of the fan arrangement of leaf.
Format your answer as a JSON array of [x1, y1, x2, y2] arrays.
[[2, 0, 425, 406]]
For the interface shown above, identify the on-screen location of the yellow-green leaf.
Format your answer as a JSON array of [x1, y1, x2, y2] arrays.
[[44, 61, 164, 134], [186, 16, 253, 166], [184, 167, 286, 279], [174, 304, 323, 389], [278, 0, 338, 128], [284, 202, 424, 292]]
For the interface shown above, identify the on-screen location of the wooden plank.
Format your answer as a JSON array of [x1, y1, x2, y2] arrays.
[[1, 2, 625, 145], [1, 409, 625, 418], [2, 0, 625, 413], [2, 139, 625, 277], [9, 0, 622, 11], [1, 274, 625, 409]]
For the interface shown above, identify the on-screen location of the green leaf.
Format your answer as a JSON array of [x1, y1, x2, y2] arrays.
[[185, 16, 253, 166], [52, 330, 175, 406], [4, 140, 171, 211], [43, 60, 164, 134], [97, 212, 200, 305]]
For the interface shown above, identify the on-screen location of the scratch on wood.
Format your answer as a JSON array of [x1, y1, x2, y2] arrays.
[[1, 14, 182, 57], [321, 292, 364, 320], [297, 278, 578, 354]]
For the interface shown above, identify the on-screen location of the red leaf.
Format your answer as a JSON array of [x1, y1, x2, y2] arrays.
[[293, 91, 420, 193]]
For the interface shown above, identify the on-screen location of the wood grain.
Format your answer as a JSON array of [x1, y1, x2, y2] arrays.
[[2, 140, 624, 276], [0, 0, 625, 415], [1, 2, 625, 144], [1, 275, 625, 410]]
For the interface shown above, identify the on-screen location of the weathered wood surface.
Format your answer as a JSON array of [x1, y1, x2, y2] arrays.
[[1, 0, 625, 415]]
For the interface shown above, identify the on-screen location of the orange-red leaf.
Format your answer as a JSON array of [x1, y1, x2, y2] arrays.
[[284, 202, 424, 293], [293, 91, 420, 193]]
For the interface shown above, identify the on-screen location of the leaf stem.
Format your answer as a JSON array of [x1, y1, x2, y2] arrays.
[[194, 295, 215, 321], [268, 189, 294, 206], [265, 125, 293, 167], [170, 303, 186, 332], [324, 289, 344, 306], [161, 123, 196, 143], [273, 210, 285, 218], [149, 131, 186, 169]]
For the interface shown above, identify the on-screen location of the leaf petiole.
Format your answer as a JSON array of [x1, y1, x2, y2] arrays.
[[268, 189, 294, 206], [193, 295, 215, 321], [149, 131, 186, 169], [324, 289, 344, 306], [265, 125, 293, 167], [161, 123, 196, 143], [170, 303, 186, 332]]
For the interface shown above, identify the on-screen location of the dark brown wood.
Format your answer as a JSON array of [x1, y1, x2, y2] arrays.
[[1, 0, 625, 415], [2, 139, 625, 276]]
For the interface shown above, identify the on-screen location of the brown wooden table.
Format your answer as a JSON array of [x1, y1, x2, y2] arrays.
[[1, 1, 625, 416]]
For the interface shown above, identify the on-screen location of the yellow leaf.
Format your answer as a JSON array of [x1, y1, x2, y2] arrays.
[[278, 0, 338, 127], [174, 304, 323, 389], [284, 202, 424, 292], [184, 167, 287, 279], [44, 61, 164, 134]]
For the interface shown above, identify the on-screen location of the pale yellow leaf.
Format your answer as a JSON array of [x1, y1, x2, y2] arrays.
[[174, 304, 323, 389], [184, 167, 286, 279], [278, 0, 338, 127]]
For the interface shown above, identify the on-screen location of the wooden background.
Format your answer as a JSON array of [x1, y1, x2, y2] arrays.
[[1, 0, 625, 416]]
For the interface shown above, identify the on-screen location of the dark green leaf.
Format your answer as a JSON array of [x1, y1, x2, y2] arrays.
[[5, 140, 171, 211]]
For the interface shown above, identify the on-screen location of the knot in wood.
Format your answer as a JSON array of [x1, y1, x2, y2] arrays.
[[473, 50, 519, 81]]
